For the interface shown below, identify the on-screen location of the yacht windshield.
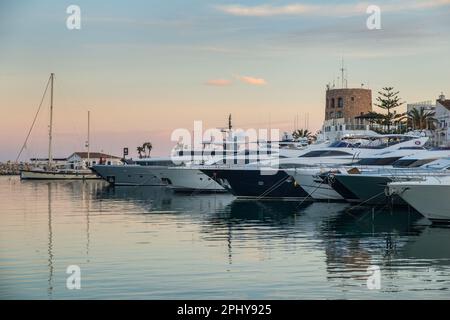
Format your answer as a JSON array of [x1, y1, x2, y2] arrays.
[[357, 157, 403, 166], [299, 150, 353, 157], [328, 141, 357, 148], [392, 158, 437, 168]]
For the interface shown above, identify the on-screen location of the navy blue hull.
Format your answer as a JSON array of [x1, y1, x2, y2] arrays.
[[201, 168, 308, 199], [323, 173, 360, 202]]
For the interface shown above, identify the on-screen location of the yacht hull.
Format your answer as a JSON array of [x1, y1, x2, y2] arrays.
[[153, 167, 225, 192], [287, 169, 344, 200], [333, 174, 411, 205], [91, 165, 166, 186], [20, 169, 98, 180], [327, 173, 360, 202], [91, 165, 224, 191], [388, 179, 450, 223], [201, 168, 309, 199]]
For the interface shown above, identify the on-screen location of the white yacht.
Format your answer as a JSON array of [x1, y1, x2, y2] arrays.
[[328, 156, 450, 205], [200, 133, 429, 200], [91, 157, 175, 186], [388, 175, 450, 223], [287, 142, 441, 201], [93, 136, 308, 191]]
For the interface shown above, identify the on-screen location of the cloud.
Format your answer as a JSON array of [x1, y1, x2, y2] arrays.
[[205, 76, 267, 86], [236, 75, 267, 86], [216, 4, 319, 17], [216, 1, 450, 17], [205, 79, 232, 86]]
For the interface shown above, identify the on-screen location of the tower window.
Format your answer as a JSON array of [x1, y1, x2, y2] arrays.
[[338, 97, 344, 108], [331, 98, 335, 108], [351, 97, 355, 101]]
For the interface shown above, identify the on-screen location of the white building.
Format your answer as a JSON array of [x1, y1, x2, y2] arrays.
[[66, 152, 122, 167], [407, 100, 435, 114], [434, 93, 450, 147]]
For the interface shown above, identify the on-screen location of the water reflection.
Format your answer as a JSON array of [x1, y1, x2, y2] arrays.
[[97, 184, 450, 271], [3, 177, 450, 299], [47, 183, 53, 298]]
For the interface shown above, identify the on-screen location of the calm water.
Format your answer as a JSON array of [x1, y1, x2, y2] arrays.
[[1, 176, 450, 299]]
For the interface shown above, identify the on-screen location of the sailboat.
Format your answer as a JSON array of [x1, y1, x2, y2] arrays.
[[20, 73, 98, 180]]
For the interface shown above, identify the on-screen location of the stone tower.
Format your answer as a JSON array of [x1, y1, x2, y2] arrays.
[[325, 87, 372, 121]]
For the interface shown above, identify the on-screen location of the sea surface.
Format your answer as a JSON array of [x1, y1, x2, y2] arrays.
[[1, 176, 450, 299]]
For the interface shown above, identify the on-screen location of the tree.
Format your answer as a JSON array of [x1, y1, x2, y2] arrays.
[[359, 111, 385, 125], [292, 129, 317, 144], [136, 146, 144, 159], [292, 129, 312, 140], [408, 108, 437, 130], [142, 142, 153, 158], [374, 87, 404, 132]]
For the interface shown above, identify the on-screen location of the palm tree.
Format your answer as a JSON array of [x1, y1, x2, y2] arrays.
[[292, 129, 312, 140], [408, 108, 437, 130], [136, 146, 144, 159], [142, 142, 153, 157]]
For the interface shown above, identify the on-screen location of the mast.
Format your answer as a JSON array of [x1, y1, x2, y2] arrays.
[[87, 110, 90, 166], [48, 73, 54, 167]]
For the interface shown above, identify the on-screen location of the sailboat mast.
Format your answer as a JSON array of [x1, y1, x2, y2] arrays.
[[87, 110, 90, 166], [48, 73, 54, 167]]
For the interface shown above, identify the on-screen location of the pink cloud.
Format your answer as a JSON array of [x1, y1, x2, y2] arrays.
[[216, 1, 450, 17], [237, 75, 267, 86], [205, 79, 232, 86]]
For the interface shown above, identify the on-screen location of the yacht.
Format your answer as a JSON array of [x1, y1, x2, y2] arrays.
[[21, 164, 97, 180], [200, 134, 429, 200], [91, 157, 174, 186], [95, 145, 308, 191], [287, 144, 436, 201], [93, 126, 310, 191], [388, 175, 450, 223], [328, 155, 450, 205]]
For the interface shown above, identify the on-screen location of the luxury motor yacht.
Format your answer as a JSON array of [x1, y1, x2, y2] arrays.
[[200, 134, 429, 200], [388, 175, 450, 223], [148, 140, 320, 193], [328, 156, 450, 205], [286, 146, 445, 201], [92, 128, 308, 191], [91, 157, 175, 186]]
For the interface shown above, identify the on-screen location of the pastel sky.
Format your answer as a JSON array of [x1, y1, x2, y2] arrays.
[[1, 0, 449, 161]]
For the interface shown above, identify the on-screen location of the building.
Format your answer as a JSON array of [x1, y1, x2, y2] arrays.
[[434, 93, 450, 147], [407, 100, 435, 114], [66, 152, 122, 166], [324, 87, 372, 121], [321, 86, 374, 141]]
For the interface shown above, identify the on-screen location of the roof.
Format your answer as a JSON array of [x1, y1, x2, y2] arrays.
[[437, 99, 450, 110], [70, 152, 121, 159], [30, 157, 67, 161]]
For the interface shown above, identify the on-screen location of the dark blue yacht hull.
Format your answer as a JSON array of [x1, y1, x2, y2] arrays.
[[200, 168, 309, 199]]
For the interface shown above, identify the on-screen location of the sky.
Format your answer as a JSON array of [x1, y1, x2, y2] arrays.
[[0, 0, 449, 161]]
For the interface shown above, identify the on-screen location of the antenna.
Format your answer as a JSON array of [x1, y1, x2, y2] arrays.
[[340, 58, 346, 88]]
